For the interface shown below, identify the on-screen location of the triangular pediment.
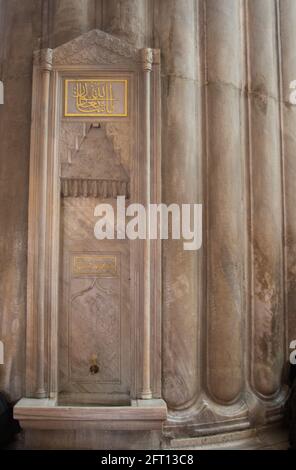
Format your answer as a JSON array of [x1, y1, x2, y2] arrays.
[[52, 29, 140, 66]]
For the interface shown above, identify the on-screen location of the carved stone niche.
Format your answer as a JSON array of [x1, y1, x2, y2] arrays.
[[14, 30, 166, 449]]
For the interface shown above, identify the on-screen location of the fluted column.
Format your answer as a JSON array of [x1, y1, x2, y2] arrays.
[[50, 0, 96, 48], [279, 0, 296, 350], [205, 0, 245, 404], [247, 0, 284, 397], [102, 0, 150, 48], [155, 0, 200, 410]]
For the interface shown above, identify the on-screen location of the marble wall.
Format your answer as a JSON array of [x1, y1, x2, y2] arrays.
[[0, 0, 42, 401], [0, 0, 295, 439]]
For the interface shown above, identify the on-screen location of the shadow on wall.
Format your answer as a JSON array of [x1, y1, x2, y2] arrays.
[[0, 392, 20, 449], [284, 363, 296, 450]]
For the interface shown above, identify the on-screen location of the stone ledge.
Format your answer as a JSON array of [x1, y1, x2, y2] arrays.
[[14, 398, 167, 432]]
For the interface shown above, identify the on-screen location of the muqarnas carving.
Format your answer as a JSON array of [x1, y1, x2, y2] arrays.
[[60, 123, 130, 199]]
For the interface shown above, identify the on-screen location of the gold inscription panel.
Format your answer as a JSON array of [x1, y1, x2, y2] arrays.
[[72, 255, 118, 277], [65, 79, 128, 117]]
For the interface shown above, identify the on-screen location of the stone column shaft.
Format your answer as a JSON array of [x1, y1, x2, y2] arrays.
[[155, 0, 200, 410], [247, 0, 284, 397], [50, 0, 96, 48], [205, 0, 245, 404], [102, 0, 149, 48], [279, 0, 296, 350]]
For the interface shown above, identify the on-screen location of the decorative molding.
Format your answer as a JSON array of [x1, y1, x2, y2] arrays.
[[61, 178, 130, 199]]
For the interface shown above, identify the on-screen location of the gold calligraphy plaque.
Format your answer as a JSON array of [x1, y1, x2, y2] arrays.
[[65, 79, 128, 117], [73, 255, 118, 277]]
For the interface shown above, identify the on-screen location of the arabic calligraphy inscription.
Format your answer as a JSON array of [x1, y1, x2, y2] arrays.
[[65, 79, 128, 117]]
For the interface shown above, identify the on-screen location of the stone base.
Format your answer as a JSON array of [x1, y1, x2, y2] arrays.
[[9, 424, 289, 451], [166, 424, 288, 450], [14, 398, 167, 450], [13, 399, 288, 450], [23, 429, 162, 450]]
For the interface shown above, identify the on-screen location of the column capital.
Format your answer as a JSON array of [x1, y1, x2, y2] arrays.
[[141, 48, 154, 72], [34, 48, 53, 71]]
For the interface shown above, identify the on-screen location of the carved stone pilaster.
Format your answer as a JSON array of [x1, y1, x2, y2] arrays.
[[140, 46, 153, 400], [34, 48, 52, 399]]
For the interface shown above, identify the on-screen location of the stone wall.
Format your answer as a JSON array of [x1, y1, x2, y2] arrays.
[[0, 0, 42, 401]]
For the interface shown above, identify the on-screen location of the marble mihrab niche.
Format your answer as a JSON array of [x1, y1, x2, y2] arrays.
[[14, 29, 165, 449]]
